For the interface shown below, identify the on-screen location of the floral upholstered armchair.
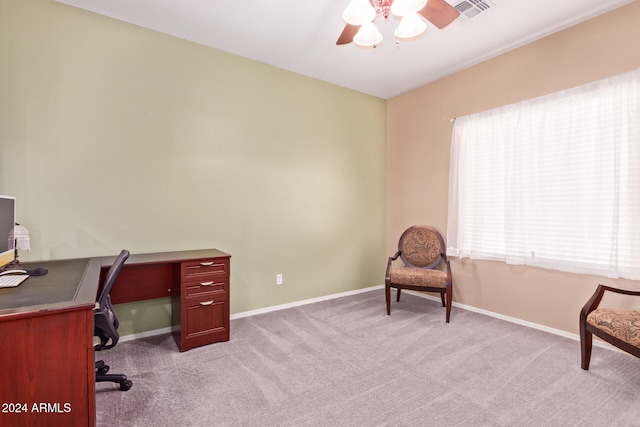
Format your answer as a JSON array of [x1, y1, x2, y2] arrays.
[[385, 225, 453, 323], [579, 284, 640, 370]]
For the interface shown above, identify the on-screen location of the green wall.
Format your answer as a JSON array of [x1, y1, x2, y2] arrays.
[[0, 0, 386, 335]]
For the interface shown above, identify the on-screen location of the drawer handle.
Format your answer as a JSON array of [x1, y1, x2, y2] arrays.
[[200, 300, 214, 306], [200, 281, 214, 286], [199, 261, 214, 266]]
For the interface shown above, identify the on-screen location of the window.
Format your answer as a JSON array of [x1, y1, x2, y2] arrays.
[[447, 69, 640, 280]]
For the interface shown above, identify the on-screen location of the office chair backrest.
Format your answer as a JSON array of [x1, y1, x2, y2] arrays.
[[95, 249, 129, 350], [97, 249, 130, 309]]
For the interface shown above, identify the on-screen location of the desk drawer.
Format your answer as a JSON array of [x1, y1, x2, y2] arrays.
[[181, 258, 229, 281], [183, 278, 228, 299], [180, 297, 229, 349]]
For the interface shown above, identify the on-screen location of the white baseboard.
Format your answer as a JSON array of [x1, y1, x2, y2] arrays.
[[119, 284, 616, 352], [405, 291, 578, 340], [229, 284, 385, 320], [118, 326, 174, 343], [406, 290, 618, 352]]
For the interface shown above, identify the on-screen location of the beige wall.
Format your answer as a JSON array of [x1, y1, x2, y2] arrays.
[[0, 0, 387, 335], [387, 1, 640, 335]]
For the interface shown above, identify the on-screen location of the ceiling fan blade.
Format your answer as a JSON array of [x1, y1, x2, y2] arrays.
[[336, 23, 361, 45], [419, 0, 460, 29]]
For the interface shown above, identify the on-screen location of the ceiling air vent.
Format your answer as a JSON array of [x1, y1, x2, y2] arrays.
[[453, 0, 495, 22]]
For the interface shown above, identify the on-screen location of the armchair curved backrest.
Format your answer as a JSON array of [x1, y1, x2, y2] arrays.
[[398, 225, 445, 270], [94, 249, 130, 351]]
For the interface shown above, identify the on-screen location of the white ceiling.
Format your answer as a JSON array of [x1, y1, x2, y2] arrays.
[[54, 0, 634, 99]]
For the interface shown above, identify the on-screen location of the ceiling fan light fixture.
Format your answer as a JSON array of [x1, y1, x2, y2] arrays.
[[343, 0, 377, 26], [394, 12, 427, 39], [353, 22, 384, 47], [390, 0, 428, 17], [337, 0, 460, 47]]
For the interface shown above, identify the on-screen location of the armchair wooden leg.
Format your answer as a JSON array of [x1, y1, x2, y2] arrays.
[[397, 288, 401, 302], [445, 286, 452, 323], [440, 293, 445, 307], [385, 283, 391, 315], [580, 323, 593, 370]]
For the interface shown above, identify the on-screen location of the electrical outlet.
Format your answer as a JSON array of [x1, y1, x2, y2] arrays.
[[276, 274, 283, 285]]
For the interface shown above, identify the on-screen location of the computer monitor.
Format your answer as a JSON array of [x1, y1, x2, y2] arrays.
[[0, 195, 16, 270]]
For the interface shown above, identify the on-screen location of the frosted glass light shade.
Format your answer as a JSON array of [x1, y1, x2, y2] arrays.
[[343, 0, 376, 25], [390, 0, 428, 17], [353, 22, 383, 47], [10, 224, 30, 252], [395, 13, 427, 39]]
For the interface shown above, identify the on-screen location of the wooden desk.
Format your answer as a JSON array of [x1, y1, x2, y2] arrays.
[[0, 249, 230, 426], [101, 249, 231, 352], [0, 257, 101, 427]]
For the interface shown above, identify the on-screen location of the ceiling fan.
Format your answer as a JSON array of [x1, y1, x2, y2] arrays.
[[337, 0, 460, 47]]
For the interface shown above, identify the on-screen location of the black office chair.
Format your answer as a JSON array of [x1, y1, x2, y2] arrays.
[[94, 249, 132, 391]]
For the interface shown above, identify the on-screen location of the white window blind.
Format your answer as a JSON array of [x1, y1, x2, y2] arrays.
[[447, 69, 640, 279]]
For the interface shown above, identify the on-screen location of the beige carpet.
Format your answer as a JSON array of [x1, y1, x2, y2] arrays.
[[96, 290, 640, 426]]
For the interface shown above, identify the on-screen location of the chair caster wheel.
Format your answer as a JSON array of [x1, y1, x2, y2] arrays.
[[97, 366, 109, 375], [120, 380, 133, 391]]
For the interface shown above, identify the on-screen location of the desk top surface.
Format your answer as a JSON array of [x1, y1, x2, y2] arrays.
[[0, 257, 101, 317], [101, 248, 230, 268]]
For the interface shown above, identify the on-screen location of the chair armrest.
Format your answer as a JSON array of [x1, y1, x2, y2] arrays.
[[443, 255, 452, 284], [386, 251, 402, 282], [580, 284, 640, 323], [94, 310, 119, 350]]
